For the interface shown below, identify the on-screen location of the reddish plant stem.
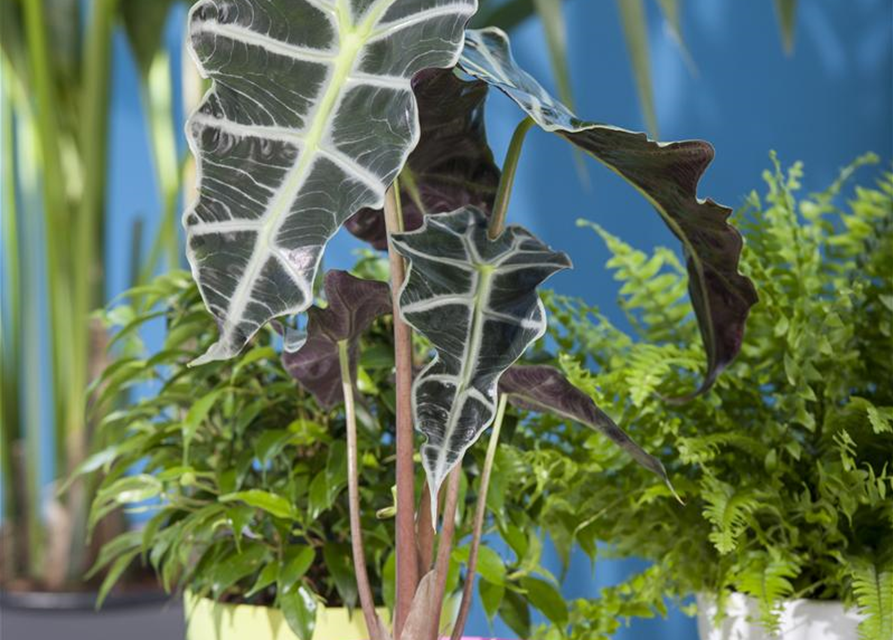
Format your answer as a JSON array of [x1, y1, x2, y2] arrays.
[[417, 481, 434, 573], [384, 184, 420, 638], [428, 467, 463, 640], [450, 395, 508, 640]]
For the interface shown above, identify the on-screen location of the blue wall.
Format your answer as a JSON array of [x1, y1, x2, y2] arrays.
[[99, 1, 890, 638]]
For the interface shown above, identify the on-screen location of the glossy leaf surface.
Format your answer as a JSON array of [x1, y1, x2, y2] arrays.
[[459, 27, 758, 397], [391, 207, 570, 501], [184, 0, 476, 364], [282, 270, 391, 409], [345, 68, 500, 249]]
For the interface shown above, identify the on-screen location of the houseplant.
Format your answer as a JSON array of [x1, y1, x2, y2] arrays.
[[147, 0, 758, 638], [83, 255, 620, 639], [524, 155, 892, 640]]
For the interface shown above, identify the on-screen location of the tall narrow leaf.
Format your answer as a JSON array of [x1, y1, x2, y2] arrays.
[[773, 0, 798, 54], [615, 0, 658, 136], [183, 0, 477, 364], [459, 27, 758, 397], [391, 207, 570, 504]]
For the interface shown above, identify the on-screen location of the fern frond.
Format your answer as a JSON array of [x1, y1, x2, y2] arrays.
[[678, 433, 769, 465], [853, 561, 893, 640], [734, 550, 800, 636], [701, 476, 761, 555]]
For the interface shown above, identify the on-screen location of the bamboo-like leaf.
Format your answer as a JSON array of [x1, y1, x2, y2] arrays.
[[459, 27, 758, 398], [615, 0, 657, 136], [345, 69, 500, 249], [499, 365, 675, 493], [391, 207, 571, 503], [532, 0, 573, 111], [183, 0, 477, 364], [120, 0, 180, 76], [282, 270, 391, 408], [773, 0, 798, 54]]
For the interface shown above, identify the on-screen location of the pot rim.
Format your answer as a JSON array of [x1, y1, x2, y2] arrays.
[[0, 587, 172, 611]]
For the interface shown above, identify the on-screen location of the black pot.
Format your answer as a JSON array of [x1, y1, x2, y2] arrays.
[[0, 589, 185, 640]]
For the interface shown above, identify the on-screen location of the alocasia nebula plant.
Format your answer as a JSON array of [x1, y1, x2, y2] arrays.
[[181, 1, 756, 638]]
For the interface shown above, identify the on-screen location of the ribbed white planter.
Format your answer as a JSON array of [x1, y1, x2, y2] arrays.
[[697, 592, 863, 640]]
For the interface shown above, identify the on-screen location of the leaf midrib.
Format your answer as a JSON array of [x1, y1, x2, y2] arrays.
[[217, 0, 399, 348]]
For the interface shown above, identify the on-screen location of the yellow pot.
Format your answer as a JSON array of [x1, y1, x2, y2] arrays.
[[184, 592, 391, 640]]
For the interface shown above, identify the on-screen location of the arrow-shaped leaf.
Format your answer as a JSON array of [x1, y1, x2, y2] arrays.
[[499, 365, 675, 493], [391, 207, 571, 503], [458, 27, 758, 398], [183, 0, 477, 364], [282, 270, 391, 409], [345, 68, 500, 249]]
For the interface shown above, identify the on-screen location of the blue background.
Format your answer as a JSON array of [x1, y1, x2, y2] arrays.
[[91, 0, 893, 637]]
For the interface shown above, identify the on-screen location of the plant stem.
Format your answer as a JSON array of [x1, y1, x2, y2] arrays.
[[427, 466, 463, 640], [384, 182, 420, 637], [22, 0, 68, 579], [488, 117, 535, 239], [0, 65, 22, 580], [68, 0, 118, 582], [417, 481, 434, 573], [449, 394, 508, 640], [338, 340, 381, 638]]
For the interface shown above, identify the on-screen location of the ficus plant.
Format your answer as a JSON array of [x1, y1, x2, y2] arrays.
[[179, 0, 756, 638]]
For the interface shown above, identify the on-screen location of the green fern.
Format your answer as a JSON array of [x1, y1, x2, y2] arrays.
[[701, 476, 761, 555], [734, 551, 800, 635], [853, 561, 893, 640]]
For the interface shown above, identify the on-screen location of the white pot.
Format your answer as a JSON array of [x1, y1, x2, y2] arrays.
[[697, 592, 863, 640]]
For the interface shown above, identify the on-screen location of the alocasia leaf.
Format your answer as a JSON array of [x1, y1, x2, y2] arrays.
[[345, 68, 500, 249], [499, 365, 676, 493], [282, 270, 391, 409], [458, 27, 758, 398], [391, 207, 571, 505], [183, 0, 477, 364]]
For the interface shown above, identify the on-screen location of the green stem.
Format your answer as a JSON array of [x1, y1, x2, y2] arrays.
[[449, 394, 508, 640], [67, 0, 119, 582], [0, 62, 22, 579], [489, 117, 535, 239], [139, 50, 181, 284], [337, 340, 385, 640], [23, 0, 71, 491]]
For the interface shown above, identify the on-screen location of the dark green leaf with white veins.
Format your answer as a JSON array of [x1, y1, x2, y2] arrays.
[[459, 27, 758, 398], [391, 207, 570, 507], [183, 0, 478, 364]]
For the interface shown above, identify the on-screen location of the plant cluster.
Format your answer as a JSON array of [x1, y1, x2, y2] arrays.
[[515, 156, 892, 640], [85, 1, 760, 638]]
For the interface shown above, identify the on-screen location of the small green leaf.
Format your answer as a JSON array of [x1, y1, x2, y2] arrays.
[[307, 472, 328, 520], [498, 588, 531, 639], [183, 389, 223, 462], [96, 549, 140, 609], [323, 543, 358, 609], [520, 576, 568, 628], [479, 578, 505, 620], [326, 441, 348, 505], [220, 490, 296, 520], [280, 586, 318, 640], [210, 544, 268, 598], [279, 547, 315, 594], [480, 546, 507, 586], [246, 562, 279, 598]]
